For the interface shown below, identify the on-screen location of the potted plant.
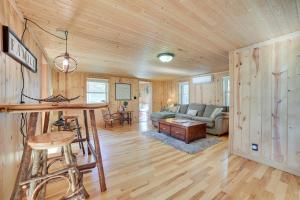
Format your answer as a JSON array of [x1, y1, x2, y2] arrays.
[[123, 101, 128, 110]]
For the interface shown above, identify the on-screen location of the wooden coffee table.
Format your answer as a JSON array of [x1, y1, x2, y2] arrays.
[[158, 118, 206, 143]]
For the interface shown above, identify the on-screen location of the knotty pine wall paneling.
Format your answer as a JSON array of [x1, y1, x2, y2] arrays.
[[52, 71, 140, 128], [229, 33, 300, 176], [189, 71, 228, 105], [152, 71, 228, 112], [152, 80, 178, 112], [0, 1, 50, 199]]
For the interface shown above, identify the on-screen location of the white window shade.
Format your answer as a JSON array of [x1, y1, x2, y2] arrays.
[[86, 78, 109, 103], [192, 75, 213, 84]]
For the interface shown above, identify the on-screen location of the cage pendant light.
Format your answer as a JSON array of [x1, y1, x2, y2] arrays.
[[54, 31, 77, 73]]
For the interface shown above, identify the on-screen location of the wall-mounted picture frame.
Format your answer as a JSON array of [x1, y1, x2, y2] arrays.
[[2, 26, 37, 73], [115, 83, 131, 100]]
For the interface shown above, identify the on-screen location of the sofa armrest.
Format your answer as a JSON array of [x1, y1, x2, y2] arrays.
[[215, 112, 229, 119], [213, 114, 229, 135]]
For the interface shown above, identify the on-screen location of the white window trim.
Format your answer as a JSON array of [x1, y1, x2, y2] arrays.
[[222, 76, 230, 106], [178, 81, 189, 104], [86, 78, 109, 103]]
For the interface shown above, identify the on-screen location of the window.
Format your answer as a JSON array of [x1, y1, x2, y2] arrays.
[[86, 78, 109, 103], [179, 82, 189, 104], [223, 76, 230, 106]]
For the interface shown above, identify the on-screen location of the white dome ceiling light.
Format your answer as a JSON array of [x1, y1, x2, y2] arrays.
[[157, 53, 175, 63]]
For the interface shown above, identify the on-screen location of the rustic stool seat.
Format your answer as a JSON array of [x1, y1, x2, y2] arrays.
[[28, 131, 76, 150], [24, 131, 88, 199], [62, 115, 79, 121]]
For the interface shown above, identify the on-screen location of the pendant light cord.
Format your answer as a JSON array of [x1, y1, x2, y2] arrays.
[[18, 18, 68, 145], [65, 31, 68, 53], [24, 18, 66, 41], [20, 19, 28, 145], [19, 17, 68, 103], [20, 19, 28, 103], [20, 18, 67, 102]]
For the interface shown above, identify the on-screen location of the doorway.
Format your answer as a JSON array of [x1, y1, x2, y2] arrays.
[[139, 81, 152, 122]]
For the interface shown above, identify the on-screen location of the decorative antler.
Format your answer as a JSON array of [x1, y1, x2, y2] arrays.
[[22, 94, 80, 103]]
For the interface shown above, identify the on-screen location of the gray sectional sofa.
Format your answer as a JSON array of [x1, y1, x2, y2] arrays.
[[150, 103, 229, 136]]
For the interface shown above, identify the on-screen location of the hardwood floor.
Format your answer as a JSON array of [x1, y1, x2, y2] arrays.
[[46, 122, 300, 200]]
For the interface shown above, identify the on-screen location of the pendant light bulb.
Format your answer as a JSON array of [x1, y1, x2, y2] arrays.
[[63, 57, 69, 68], [54, 31, 78, 73]]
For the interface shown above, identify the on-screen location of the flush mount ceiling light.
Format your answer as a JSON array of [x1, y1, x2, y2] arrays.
[[157, 53, 175, 63], [54, 31, 78, 73]]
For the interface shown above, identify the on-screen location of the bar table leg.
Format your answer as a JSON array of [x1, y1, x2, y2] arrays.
[[10, 112, 39, 200], [89, 109, 107, 192], [38, 111, 50, 200], [83, 110, 91, 155]]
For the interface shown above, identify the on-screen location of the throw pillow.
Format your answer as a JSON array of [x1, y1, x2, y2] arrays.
[[188, 103, 206, 117], [161, 107, 169, 112], [169, 106, 179, 113], [187, 109, 198, 116], [210, 108, 223, 119]]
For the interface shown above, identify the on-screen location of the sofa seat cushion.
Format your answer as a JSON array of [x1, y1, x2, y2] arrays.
[[175, 113, 193, 120], [192, 116, 214, 128], [188, 103, 206, 117], [150, 112, 176, 120]]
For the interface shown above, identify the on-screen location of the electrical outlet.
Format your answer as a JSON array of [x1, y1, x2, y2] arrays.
[[252, 143, 258, 151]]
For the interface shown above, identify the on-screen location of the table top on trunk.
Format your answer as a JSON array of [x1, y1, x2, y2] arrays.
[[0, 103, 108, 113], [159, 118, 206, 127]]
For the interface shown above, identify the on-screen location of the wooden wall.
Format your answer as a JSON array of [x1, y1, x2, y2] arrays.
[[152, 71, 228, 112], [152, 80, 178, 112], [0, 1, 50, 199], [229, 32, 300, 176], [189, 71, 228, 105], [52, 71, 140, 127]]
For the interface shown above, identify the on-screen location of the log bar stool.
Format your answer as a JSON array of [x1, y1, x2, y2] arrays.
[[23, 131, 89, 200], [0, 103, 107, 200], [63, 115, 85, 155]]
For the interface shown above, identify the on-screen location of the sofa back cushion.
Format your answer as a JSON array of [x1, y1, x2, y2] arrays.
[[203, 105, 227, 117], [178, 104, 189, 114], [187, 103, 206, 117], [203, 105, 217, 117]]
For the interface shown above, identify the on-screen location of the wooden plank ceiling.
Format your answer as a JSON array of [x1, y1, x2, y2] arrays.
[[15, 0, 300, 79]]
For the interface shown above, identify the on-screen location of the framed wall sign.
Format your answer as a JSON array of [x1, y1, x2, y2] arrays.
[[115, 83, 131, 100], [2, 26, 37, 73]]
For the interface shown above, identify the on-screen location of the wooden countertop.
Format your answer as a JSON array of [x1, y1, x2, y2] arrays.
[[0, 103, 108, 113]]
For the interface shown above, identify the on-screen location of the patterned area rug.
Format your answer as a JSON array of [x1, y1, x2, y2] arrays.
[[142, 130, 221, 154]]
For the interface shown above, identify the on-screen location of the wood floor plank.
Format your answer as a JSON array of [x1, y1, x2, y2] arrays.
[[45, 122, 300, 200]]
